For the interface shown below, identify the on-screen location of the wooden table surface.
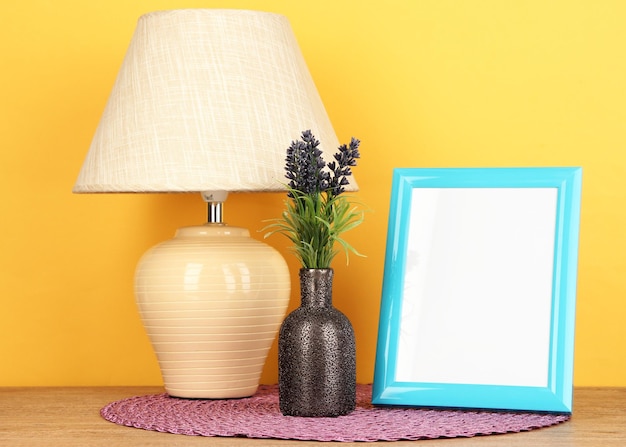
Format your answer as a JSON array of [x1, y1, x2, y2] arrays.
[[1, 387, 624, 446]]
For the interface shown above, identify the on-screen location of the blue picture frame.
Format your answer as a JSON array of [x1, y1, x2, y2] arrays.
[[372, 167, 582, 413]]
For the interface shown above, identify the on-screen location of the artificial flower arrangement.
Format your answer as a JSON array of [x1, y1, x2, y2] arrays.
[[264, 130, 364, 267]]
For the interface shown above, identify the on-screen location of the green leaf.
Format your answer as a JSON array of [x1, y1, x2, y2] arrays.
[[261, 185, 365, 268]]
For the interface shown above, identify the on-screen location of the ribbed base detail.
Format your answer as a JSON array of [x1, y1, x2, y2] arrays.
[[135, 225, 290, 399]]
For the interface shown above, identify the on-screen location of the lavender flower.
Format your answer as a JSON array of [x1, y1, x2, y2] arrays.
[[285, 130, 359, 197], [328, 137, 360, 196]]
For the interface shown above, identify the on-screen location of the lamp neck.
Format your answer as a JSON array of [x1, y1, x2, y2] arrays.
[[201, 191, 229, 225], [207, 201, 223, 224]]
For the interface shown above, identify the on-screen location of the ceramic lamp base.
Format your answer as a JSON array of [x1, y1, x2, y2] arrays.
[[135, 224, 290, 399]]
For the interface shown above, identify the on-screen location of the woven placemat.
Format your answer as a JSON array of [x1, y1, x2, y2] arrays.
[[101, 384, 569, 442]]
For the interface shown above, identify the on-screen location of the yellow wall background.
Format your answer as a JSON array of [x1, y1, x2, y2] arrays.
[[1, 0, 625, 387]]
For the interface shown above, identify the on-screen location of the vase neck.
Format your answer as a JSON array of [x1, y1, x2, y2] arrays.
[[299, 268, 334, 308]]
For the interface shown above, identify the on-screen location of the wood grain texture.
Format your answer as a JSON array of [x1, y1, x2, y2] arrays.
[[1, 387, 624, 446]]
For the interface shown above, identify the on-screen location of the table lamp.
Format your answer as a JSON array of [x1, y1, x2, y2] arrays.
[[73, 9, 355, 398]]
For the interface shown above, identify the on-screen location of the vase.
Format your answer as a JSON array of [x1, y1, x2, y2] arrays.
[[278, 268, 356, 417]]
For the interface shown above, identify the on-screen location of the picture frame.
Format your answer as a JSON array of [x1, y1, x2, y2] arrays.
[[372, 167, 582, 413]]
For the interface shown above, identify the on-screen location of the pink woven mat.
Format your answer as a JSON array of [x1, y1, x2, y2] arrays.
[[101, 384, 569, 442]]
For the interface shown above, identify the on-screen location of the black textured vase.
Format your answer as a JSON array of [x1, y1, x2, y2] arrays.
[[278, 268, 356, 417]]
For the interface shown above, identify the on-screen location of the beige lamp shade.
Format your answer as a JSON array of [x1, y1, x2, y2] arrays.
[[73, 9, 356, 193]]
